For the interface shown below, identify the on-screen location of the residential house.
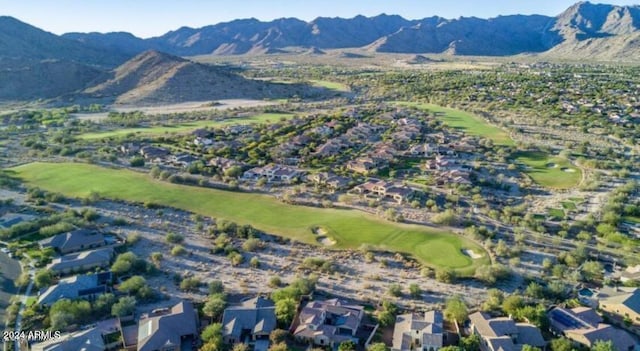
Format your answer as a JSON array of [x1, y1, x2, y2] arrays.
[[47, 247, 114, 275], [30, 318, 122, 351], [392, 311, 444, 351], [468, 312, 545, 351], [346, 157, 379, 174], [170, 154, 199, 167], [137, 301, 198, 351], [353, 180, 415, 204], [39, 229, 106, 254], [30, 327, 107, 351], [621, 265, 640, 284], [307, 173, 352, 191], [119, 142, 141, 155], [315, 140, 347, 157], [599, 287, 640, 326], [407, 144, 437, 158], [139, 146, 169, 161], [209, 157, 244, 173], [37, 272, 112, 306], [221, 296, 277, 351], [242, 165, 305, 184], [293, 299, 365, 348], [548, 306, 637, 351], [194, 136, 213, 147]]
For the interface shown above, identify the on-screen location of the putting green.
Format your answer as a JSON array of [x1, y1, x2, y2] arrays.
[[11, 162, 488, 274], [514, 151, 582, 189], [79, 113, 294, 140], [393, 102, 515, 146]]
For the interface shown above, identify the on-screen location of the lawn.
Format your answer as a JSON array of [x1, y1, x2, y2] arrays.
[[561, 202, 577, 211], [513, 151, 582, 189], [79, 113, 294, 140], [11, 163, 488, 274], [392, 102, 515, 146], [309, 80, 350, 92]]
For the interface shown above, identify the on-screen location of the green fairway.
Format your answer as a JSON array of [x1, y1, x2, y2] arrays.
[[309, 80, 350, 92], [11, 163, 488, 274], [513, 151, 582, 189], [548, 208, 565, 220], [79, 113, 294, 140], [393, 102, 515, 146]]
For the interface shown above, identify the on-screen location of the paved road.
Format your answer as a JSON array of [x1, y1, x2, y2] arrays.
[[13, 268, 34, 351]]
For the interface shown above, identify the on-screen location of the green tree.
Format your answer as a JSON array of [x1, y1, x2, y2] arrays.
[[232, 343, 249, 351], [118, 276, 147, 295], [521, 346, 541, 351], [591, 340, 615, 351], [367, 343, 390, 351], [436, 268, 456, 283], [208, 280, 225, 294], [444, 295, 468, 323], [549, 338, 572, 351], [269, 329, 289, 344], [460, 334, 481, 351], [268, 343, 289, 351], [525, 282, 544, 299], [502, 295, 525, 316], [201, 323, 223, 349], [111, 296, 136, 317], [130, 157, 145, 167], [388, 284, 402, 297], [409, 283, 421, 298], [93, 293, 116, 316], [275, 297, 297, 325], [180, 277, 201, 292], [203, 293, 227, 321], [34, 269, 54, 289], [338, 341, 356, 351], [581, 261, 603, 282]]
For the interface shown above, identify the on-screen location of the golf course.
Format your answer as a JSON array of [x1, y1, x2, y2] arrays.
[[514, 151, 582, 189], [79, 113, 294, 140], [393, 102, 515, 146], [11, 162, 488, 274]]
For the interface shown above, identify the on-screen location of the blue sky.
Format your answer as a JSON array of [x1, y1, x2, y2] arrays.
[[1, 0, 638, 38]]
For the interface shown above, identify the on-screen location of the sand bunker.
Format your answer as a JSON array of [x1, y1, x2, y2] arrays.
[[561, 168, 576, 173], [463, 249, 483, 259], [312, 227, 335, 246]]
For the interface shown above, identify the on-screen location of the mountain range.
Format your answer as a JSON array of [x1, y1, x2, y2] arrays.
[[1, 1, 640, 102]]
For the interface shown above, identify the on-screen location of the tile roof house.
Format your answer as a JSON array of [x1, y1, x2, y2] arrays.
[[137, 301, 198, 351], [37, 271, 112, 306], [392, 311, 444, 351], [221, 296, 277, 351], [46, 247, 114, 275], [293, 299, 365, 348], [39, 229, 106, 254], [598, 287, 640, 326], [468, 312, 545, 351], [548, 306, 637, 351]]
